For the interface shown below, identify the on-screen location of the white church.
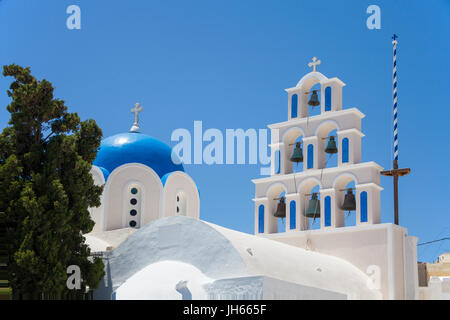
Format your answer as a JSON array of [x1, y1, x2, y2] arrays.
[[85, 58, 424, 300]]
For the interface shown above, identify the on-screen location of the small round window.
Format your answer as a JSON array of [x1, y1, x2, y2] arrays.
[[130, 198, 137, 205], [130, 209, 137, 216], [131, 188, 138, 195], [129, 220, 137, 227]]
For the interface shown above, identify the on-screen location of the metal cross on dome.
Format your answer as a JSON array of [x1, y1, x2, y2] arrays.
[[308, 56, 321, 72], [130, 102, 143, 132]]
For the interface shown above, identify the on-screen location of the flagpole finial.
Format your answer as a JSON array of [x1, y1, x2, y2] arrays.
[[392, 34, 398, 44]]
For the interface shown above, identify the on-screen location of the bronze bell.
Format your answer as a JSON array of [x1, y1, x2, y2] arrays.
[[308, 90, 320, 107], [325, 136, 338, 154], [341, 189, 356, 212], [290, 142, 303, 163], [273, 197, 286, 218], [305, 193, 320, 218]]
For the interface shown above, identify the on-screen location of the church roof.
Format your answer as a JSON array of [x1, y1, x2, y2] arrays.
[[90, 216, 380, 299], [93, 132, 184, 179]]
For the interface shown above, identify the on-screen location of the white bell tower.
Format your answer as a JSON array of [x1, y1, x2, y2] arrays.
[[250, 56, 419, 301], [253, 57, 383, 234]]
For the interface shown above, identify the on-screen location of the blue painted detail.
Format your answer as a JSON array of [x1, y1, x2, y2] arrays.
[[98, 166, 110, 181], [291, 94, 298, 118], [325, 196, 331, 227], [360, 191, 368, 222], [307, 144, 314, 169], [342, 137, 349, 163], [325, 87, 332, 111], [93, 132, 184, 180], [161, 171, 200, 198], [275, 150, 281, 174], [290, 201, 296, 230], [161, 172, 173, 187], [258, 205, 265, 233]]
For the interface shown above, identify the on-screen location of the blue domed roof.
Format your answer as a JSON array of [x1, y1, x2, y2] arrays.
[[93, 132, 184, 179]]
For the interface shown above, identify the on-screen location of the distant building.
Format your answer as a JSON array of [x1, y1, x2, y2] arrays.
[[418, 253, 450, 300]]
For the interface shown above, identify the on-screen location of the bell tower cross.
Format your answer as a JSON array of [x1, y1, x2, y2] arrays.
[[308, 56, 321, 72]]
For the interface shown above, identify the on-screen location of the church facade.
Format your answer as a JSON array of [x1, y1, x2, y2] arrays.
[[84, 59, 420, 300]]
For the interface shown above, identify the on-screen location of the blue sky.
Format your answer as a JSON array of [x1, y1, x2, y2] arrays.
[[0, 0, 449, 262]]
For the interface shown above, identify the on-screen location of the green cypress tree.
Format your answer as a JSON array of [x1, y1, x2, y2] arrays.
[[0, 65, 104, 299]]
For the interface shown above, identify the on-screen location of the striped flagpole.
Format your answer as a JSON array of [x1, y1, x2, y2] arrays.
[[381, 34, 410, 225], [392, 34, 399, 161]]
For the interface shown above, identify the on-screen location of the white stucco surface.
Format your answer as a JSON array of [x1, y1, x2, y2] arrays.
[[96, 216, 381, 299], [115, 261, 214, 300], [204, 276, 347, 300], [206, 221, 381, 299], [84, 235, 110, 253], [85, 227, 136, 252]]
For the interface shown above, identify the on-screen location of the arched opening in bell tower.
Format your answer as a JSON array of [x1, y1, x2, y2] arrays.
[[305, 83, 322, 117], [307, 185, 321, 230], [324, 129, 338, 168], [342, 181, 356, 227], [282, 127, 305, 174], [295, 71, 327, 119], [298, 179, 322, 231], [333, 173, 358, 228], [292, 136, 304, 173], [266, 183, 288, 234], [277, 191, 286, 233], [316, 120, 339, 169]]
